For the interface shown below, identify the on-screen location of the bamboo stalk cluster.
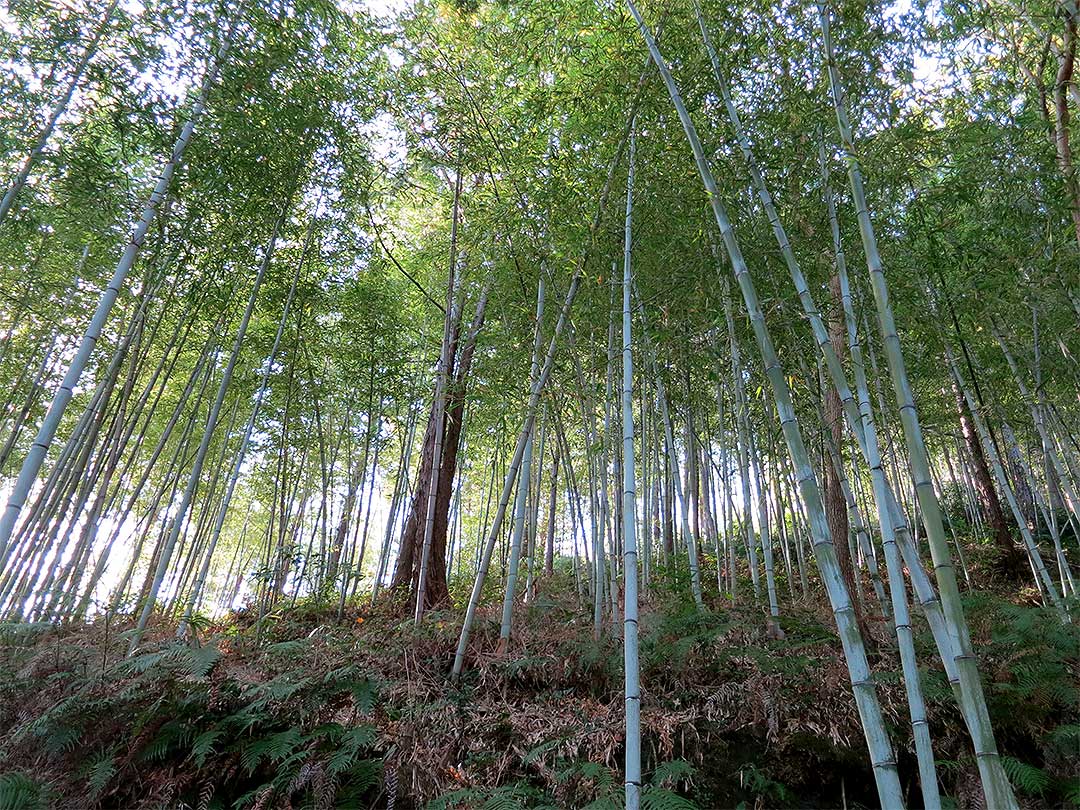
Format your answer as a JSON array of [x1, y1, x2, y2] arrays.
[[0, 0, 1076, 806]]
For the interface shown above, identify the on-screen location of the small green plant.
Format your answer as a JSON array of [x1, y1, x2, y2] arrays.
[[735, 763, 792, 808], [1001, 756, 1050, 797], [427, 781, 547, 810], [0, 772, 49, 810]]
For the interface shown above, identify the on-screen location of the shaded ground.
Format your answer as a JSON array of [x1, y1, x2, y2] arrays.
[[0, 580, 1076, 809]]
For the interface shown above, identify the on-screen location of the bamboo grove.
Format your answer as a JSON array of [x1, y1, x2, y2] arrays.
[[0, 0, 1077, 807]]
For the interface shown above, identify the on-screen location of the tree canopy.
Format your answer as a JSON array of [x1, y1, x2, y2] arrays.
[[0, 0, 1077, 807]]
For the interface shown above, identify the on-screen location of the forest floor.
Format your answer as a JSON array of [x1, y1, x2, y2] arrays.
[[0, 572, 1076, 810]]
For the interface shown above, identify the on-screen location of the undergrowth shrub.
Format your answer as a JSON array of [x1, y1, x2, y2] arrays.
[[925, 593, 1080, 806], [0, 632, 383, 809], [0, 588, 1074, 808]]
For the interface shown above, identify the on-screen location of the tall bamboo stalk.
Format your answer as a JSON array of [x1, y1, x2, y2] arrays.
[[627, 5, 903, 801], [0, 17, 236, 567], [941, 338, 1065, 613], [177, 203, 314, 632], [451, 88, 642, 678], [819, 6, 1017, 805], [636, 310, 704, 609], [0, 0, 120, 224], [621, 128, 642, 810], [498, 275, 544, 643], [129, 182, 288, 654]]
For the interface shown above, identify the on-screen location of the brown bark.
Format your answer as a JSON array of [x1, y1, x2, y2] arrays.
[[422, 383, 463, 607], [391, 289, 488, 608], [329, 458, 361, 583], [1054, 13, 1080, 249], [389, 320, 461, 602], [545, 449, 558, 576], [951, 378, 1025, 576], [824, 271, 862, 625]]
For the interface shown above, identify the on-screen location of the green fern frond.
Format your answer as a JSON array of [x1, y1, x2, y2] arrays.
[[641, 786, 698, 810], [0, 622, 53, 646], [1050, 724, 1080, 752], [1001, 756, 1050, 796], [522, 739, 560, 766], [233, 784, 272, 809], [0, 772, 49, 810], [309, 722, 346, 743], [326, 747, 359, 778], [327, 725, 376, 776], [264, 639, 309, 657], [86, 753, 116, 797], [427, 786, 493, 810], [481, 787, 528, 810], [139, 720, 194, 762], [738, 763, 792, 804], [425, 787, 473, 809], [649, 759, 695, 789], [244, 675, 312, 710], [1062, 778, 1080, 808], [191, 728, 224, 767], [426, 783, 538, 810], [239, 741, 271, 775], [577, 783, 696, 810], [344, 759, 380, 793], [322, 664, 359, 683], [340, 726, 375, 749], [576, 762, 614, 787], [172, 644, 222, 679], [347, 677, 379, 713], [241, 728, 303, 773], [41, 722, 82, 756], [268, 748, 310, 790], [580, 792, 621, 810], [125, 651, 166, 673]]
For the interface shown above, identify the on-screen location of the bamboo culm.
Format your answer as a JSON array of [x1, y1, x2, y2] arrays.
[[621, 128, 642, 810], [628, 4, 904, 802], [0, 18, 236, 567], [819, 6, 1018, 805], [128, 182, 287, 654]]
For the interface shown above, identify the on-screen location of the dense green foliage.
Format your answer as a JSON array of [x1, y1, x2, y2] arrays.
[[0, 588, 1076, 807], [0, 0, 1078, 806]]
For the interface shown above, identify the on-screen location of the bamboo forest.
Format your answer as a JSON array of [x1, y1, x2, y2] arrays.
[[0, 0, 1078, 807]]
